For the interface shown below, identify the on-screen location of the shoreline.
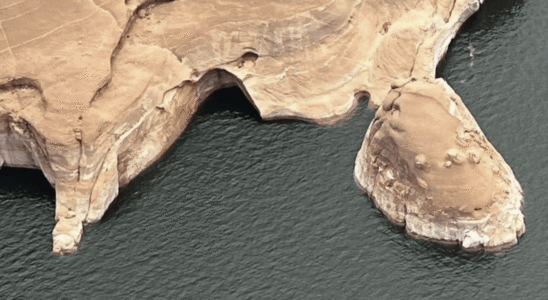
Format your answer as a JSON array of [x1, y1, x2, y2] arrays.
[[0, 0, 524, 255]]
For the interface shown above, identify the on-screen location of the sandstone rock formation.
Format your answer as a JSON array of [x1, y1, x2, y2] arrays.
[[0, 0, 525, 255], [354, 80, 526, 250]]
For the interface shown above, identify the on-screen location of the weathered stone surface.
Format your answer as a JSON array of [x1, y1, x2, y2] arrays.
[[0, 0, 524, 255], [354, 80, 525, 251]]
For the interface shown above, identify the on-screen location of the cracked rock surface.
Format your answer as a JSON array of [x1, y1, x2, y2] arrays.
[[0, 0, 524, 255]]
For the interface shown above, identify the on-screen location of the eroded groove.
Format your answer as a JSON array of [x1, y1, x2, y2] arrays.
[[89, 0, 178, 105], [0, 77, 42, 93]]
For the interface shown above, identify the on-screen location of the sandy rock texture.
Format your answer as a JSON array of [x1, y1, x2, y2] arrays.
[[0, 0, 524, 255], [354, 80, 526, 250]]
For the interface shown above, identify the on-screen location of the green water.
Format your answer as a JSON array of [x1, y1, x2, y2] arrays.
[[1, 0, 547, 298]]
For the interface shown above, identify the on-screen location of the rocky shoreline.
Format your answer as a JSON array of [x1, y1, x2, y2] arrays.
[[0, 0, 524, 255], [353, 80, 526, 251]]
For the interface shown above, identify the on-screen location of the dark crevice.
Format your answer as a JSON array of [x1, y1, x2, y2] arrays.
[[446, 0, 456, 22], [76, 138, 83, 181], [354, 90, 371, 103], [0, 77, 42, 93], [0, 167, 55, 199], [195, 87, 262, 121], [409, 41, 424, 78], [237, 51, 259, 68], [241, 51, 258, 62]]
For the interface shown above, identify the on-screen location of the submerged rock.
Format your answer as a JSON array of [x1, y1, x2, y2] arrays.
[[0, 0, 524, 255]]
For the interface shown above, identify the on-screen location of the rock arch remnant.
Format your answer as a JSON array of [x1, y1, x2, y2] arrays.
[[0, 0, 524, 255]]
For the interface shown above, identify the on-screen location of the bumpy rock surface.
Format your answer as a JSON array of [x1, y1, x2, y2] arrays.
[[0, 0, 524, 255], [354, 80, 525, 250]]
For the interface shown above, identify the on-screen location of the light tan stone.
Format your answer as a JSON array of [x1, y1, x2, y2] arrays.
[[354, 80, 525, 251], [0, 0, 524, 255]]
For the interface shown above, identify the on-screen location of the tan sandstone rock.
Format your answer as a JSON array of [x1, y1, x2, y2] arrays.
[[0, 0, 524, 255], [354, 80, 525, 250]]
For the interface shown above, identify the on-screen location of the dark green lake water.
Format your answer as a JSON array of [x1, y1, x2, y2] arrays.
[[1, 0, 547, 298]]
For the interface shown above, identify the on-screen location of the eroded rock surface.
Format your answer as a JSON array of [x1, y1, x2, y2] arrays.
[[0, 0, 524, 255], [354, 80, 525, 250]]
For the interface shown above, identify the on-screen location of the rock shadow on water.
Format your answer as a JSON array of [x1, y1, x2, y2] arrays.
[[194, 86, 263, 123], [100, 85, 292, 224], [194, 85, 323, 127], [0, 167, 55, 202], [0, 167, 56, 255]]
